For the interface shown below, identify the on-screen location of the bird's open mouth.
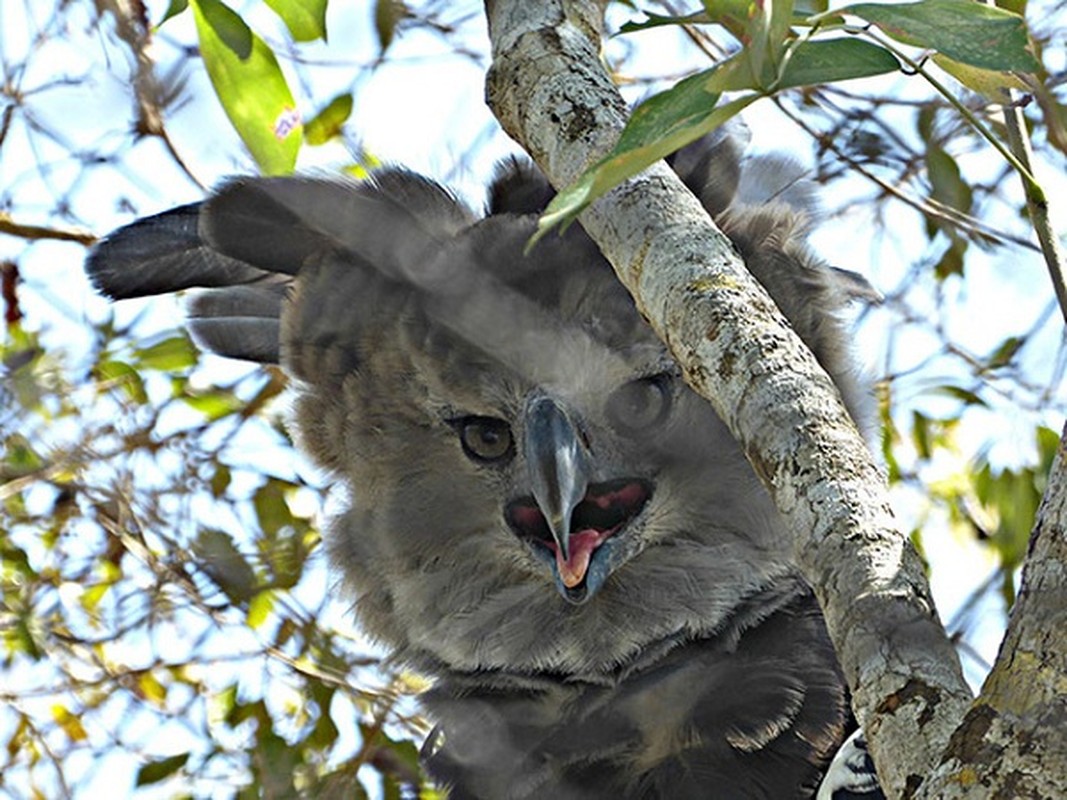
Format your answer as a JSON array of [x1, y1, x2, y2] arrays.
[[505, 478, 652, 602]]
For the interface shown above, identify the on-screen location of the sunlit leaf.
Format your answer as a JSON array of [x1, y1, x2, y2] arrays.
[[841, 0, 1040, 72], [133, 335, 197, 372], [80, 582, 111, 615], [182, 389, 245, 421], [933, 54, 1028, 99], [263, 0, 328, 42], [191, 0, 302, 174], [214, 683, 239, 726], [51, 705, 88, 742], [247, 589, 275, 628], [96, 360, 147, 404], [305, 93, 354, 145], [138, 671, 168, 707]]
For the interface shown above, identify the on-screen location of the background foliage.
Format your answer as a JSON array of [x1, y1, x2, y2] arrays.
[[1, 0, 1064, 797]]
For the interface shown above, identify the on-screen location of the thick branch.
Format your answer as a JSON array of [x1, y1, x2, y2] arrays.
[[483, 2, 973, 795]]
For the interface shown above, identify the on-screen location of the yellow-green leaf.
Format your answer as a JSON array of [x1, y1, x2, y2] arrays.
[[138, 671, 168, 707], [51, 704, 88, 742], [133, 334, 197, 371], [305, 93, 354, 145], [932, 54, 1029, 99], [181, 389, 245, 421], [97, 360, 147, 404], [263, 0, 328, 42], [247, 589, 275, 629], [191, 0, 302, 175]]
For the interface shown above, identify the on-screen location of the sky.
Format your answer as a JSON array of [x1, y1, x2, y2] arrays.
[[2, 0, 1065, 796]]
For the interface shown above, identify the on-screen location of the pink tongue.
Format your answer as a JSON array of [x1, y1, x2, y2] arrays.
[[556, 529, 606, 588]]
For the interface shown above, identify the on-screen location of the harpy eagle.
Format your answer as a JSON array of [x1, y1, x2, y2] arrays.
[[86, 131, 883, 799]]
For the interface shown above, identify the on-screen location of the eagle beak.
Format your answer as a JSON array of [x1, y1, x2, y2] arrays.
[[523, 394, 590, 563]]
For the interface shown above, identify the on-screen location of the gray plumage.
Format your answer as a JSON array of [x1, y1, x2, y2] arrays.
[[86, 134, 882, 799]]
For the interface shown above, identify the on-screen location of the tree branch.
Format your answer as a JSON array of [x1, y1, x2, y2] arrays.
[[483, 2, 973, 795], [918, 421, 1067, 797]]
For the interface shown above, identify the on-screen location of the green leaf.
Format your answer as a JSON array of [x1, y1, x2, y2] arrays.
[[51, 704, 88, 741], [986, 335, 1024, 368], [136, 753, 190, 786], [4, 616, 43, 661], [841, 0, 1039, 72], [926, 147, 973, 216], [3, 433, 43, 474], [777, 37, 898, 89], [134, 335, 197, 372], [933, 384, 987, 407], [190, 0, 302, 174], [537, 70, 757, 235], [304, 93, 354, 145], [995, 0, 1026, 14], [375, 0, 407, 53], [702, 0, 761, 43], [254, 480, 291, 537], [619, 11, 710, 35], [933, 237, 967, 279], [210, 463, 231, 497], [159, 0, 189, 25], [181, 389, 245, 421], [263, 0, 328, 42], [97, 360, 148, 404], [932, 54, 1028, 99], [246, 589, 275, 628], [1036, 426, 1060, 472], [911, 410, 932, 460], [194, 528, 258, 603]]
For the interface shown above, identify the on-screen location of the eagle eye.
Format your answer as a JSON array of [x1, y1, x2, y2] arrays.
[[455, 416, 515, 464], [606, 375, 671, 433]]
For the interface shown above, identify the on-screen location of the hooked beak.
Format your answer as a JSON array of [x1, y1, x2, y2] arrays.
[[523, 394, 590, 564]]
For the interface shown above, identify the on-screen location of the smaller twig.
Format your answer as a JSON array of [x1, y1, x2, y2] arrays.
[[1000, 89, 1067, 324], [0, 213, 96, 245]]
